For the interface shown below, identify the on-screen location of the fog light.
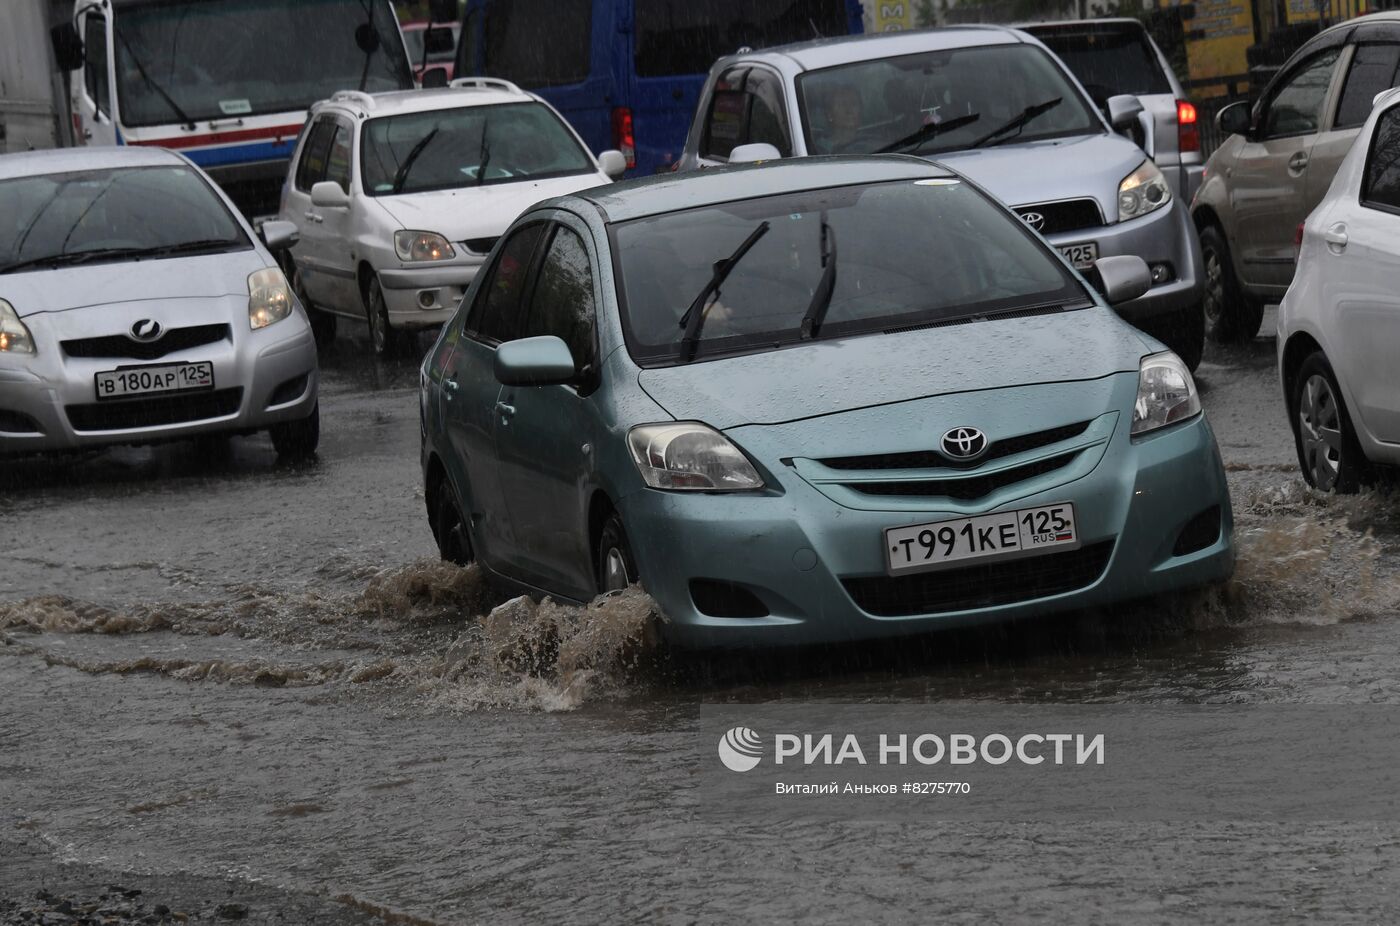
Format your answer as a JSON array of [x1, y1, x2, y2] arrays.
[[1149, 262, 1175, 284], [418, 289, 438, 309]]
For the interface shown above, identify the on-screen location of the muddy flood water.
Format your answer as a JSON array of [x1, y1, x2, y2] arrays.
[[6, 323, 1400, 923]]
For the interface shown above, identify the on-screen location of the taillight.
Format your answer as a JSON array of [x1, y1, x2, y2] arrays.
[[1177, 99, 1200, 154], [611, 107, 635, 171], [1294, 221, 1305, 259]]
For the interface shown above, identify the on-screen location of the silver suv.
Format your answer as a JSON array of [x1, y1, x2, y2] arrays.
[[279, 79, 623, 357], [676, 26, 1206, 369]]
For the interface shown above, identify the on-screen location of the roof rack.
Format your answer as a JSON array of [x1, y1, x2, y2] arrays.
[[449, 77, 524, 95], [329, 90, 376, 111]]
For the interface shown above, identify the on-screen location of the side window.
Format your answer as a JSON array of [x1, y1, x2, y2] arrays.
[[745, 70, 792, 155], [700, 68, 792, 161], [83, 15, 109, 118], [325, 122, 353, 194], [1336, 44, 1400, 130], [521, 226, 596, 371], [701, 69, 750, 160], [467, 223, 546, 344], [1264, 50, 1341, 139], [294, 118, 336, 193], [1363, 105, 1400, 213]]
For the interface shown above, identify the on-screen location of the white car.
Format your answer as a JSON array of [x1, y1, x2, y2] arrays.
[[1279, 87, 1400, 492], [279, 78, 626, 357]]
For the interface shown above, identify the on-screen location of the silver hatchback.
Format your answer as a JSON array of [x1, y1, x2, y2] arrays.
[[676, 26, 1206, 370], [0, 148, 319, 459]]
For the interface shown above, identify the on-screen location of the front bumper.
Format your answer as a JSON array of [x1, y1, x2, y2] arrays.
[[1044, 199, 1203, 325], [619, 409, 1233, 648], [0, 308, 318, 455], [377, 262, 483, 330]]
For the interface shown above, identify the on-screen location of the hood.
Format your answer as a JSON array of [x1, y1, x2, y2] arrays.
[[373, 172, 611, 240], [637, 307, 1151, 430], [1, 250, 267, 318], [933, 133, 1146, 219]]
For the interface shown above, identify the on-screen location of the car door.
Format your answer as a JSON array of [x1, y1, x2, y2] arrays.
[[491, 219, 604, 599], [74, 9, 115, 147], [1308, 39, 1400, 208], [1325, 103, 1400, 443], [317, 119, 360, 314], [286, 116, 338, 307], [441, 222, 548, 570], [1231, 48, 1341, 291]]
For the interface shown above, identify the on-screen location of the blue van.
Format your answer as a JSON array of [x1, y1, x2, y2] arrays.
[[452, 0, 864, 176]]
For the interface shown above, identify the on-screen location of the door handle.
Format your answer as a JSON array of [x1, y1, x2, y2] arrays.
[[1288, 151, 1310, 173], [495, 401, 516, 422], [304, 211, 323, 224], [1324, 224, 1349, 250], [443, 376, 459, 398]]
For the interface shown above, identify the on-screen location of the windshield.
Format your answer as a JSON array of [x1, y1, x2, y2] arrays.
[[0, 166, 249, 274], [797, 45, 1101, 156], [612, 178, 1087, 366], [1031, 27, 1172, 102], [113, 0, 412, 129], [360, 102, 595, 196]]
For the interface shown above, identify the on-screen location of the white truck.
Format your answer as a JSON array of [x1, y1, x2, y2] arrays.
[[0, 0, 74, 154], [41, 0, 417, 218]]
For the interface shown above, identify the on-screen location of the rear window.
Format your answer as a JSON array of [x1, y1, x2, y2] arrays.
[[474, 0, 591, 88], [1031, 26, 1172, 102], [635, 0, 849, 78]]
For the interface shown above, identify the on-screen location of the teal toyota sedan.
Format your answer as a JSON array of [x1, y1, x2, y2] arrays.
[[419, 156, 1233, 647]]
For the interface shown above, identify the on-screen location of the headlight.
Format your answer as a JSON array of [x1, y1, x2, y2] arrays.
[[395, 230, 456, 262], [627, 422, 764, 491], [248, 268, 294, 330], [0, 298, 36, 354], [1132, 352, 1200, 435], [1117, 160, 1172, 222]]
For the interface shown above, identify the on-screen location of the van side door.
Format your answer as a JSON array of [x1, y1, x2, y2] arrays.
[[74, 8, 116, 146]]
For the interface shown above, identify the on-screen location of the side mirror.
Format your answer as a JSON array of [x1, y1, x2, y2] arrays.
[[259, 219, 300, 251], [1217, 100, 1252, 137], [420, 67, 449, 89], [729, 142, 782, 164], [50, 22, 83, 72], [597, 149, 627, 179], [428, 0, 458, 23], [1106, 94, 1145, 132], [310, 181, 349, 209], [494, 335, 576, 387], [1094, 255, 1152, 306]]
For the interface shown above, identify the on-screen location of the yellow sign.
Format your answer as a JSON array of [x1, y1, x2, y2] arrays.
[[870, 0, 914, 32], [1185, 0, 1255, 95]]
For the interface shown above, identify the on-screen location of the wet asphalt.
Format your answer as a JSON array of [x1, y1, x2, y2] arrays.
[[5, 312, 1400, 924]]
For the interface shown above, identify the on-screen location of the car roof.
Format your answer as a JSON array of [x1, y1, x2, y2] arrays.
[[736, 25, 1024, 72], [0, 146, 185, 181], [314, 81, 532, 120], [1316, 9, 1400, 37], [563, 155, 957, 223], [1018, 18, 1145, 30]]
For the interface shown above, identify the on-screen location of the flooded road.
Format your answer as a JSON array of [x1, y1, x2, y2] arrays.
[[5, 316, 1400, 923]]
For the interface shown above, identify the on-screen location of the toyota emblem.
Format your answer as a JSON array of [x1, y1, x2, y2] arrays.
[[1019, 210, 1046, 231], [129, 319, 163, 342], [941, 427, 988, 460]]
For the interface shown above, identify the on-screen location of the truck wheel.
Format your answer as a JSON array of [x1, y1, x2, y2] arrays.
[[1200, 225, 1265, 343]]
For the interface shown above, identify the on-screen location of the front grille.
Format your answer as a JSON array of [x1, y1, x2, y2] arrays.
[[842, 540, 1115, 617], [62, 324, 230, 361], [65, 388, 242, 432], [1016, 199, 1103, 235], [844, 451, 1079, 500], [818, 421, 1091, 472]]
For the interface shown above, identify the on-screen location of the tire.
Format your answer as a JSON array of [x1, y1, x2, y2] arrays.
[[1290, 352, 1367, 493], [270, 402, 320, 461], [431, 475, 473, 566], [1147, 300, 1205, 373], [1199, 224, 1265, 343], [364, 275, 405, 359], [596, 511, 637, 594], [292, 266, 337, 349]]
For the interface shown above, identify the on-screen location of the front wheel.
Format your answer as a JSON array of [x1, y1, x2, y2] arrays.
[[596, 512, 637, 594], [364, 275, 406, 359], [1291, 352, 1367, 493], [1200, 225, 1265, 343], [431, 477, 473, 566], [270, 403, 320, 461]]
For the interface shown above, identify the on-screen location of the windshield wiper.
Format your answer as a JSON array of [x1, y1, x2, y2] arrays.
[[143, 238, 244, 257], [391, 128, 440, 194], [969, 98, 1063, 148], [114, 28, 195, 130], [675, 221, 771, 363], [0, 239, 241, 274], [798, 214, 837, 340], [875, 111, 981, 154]]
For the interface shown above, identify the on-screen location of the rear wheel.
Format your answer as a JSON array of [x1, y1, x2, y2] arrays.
[[1291, 352, 1367, 493], [364, 275, 406, 359], [596, 512, 637, 594], [293, 267, 337, 349], [270, 403, 320, 461], [431, 476, 473, 565], [1200, 224, 1265, 343]]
